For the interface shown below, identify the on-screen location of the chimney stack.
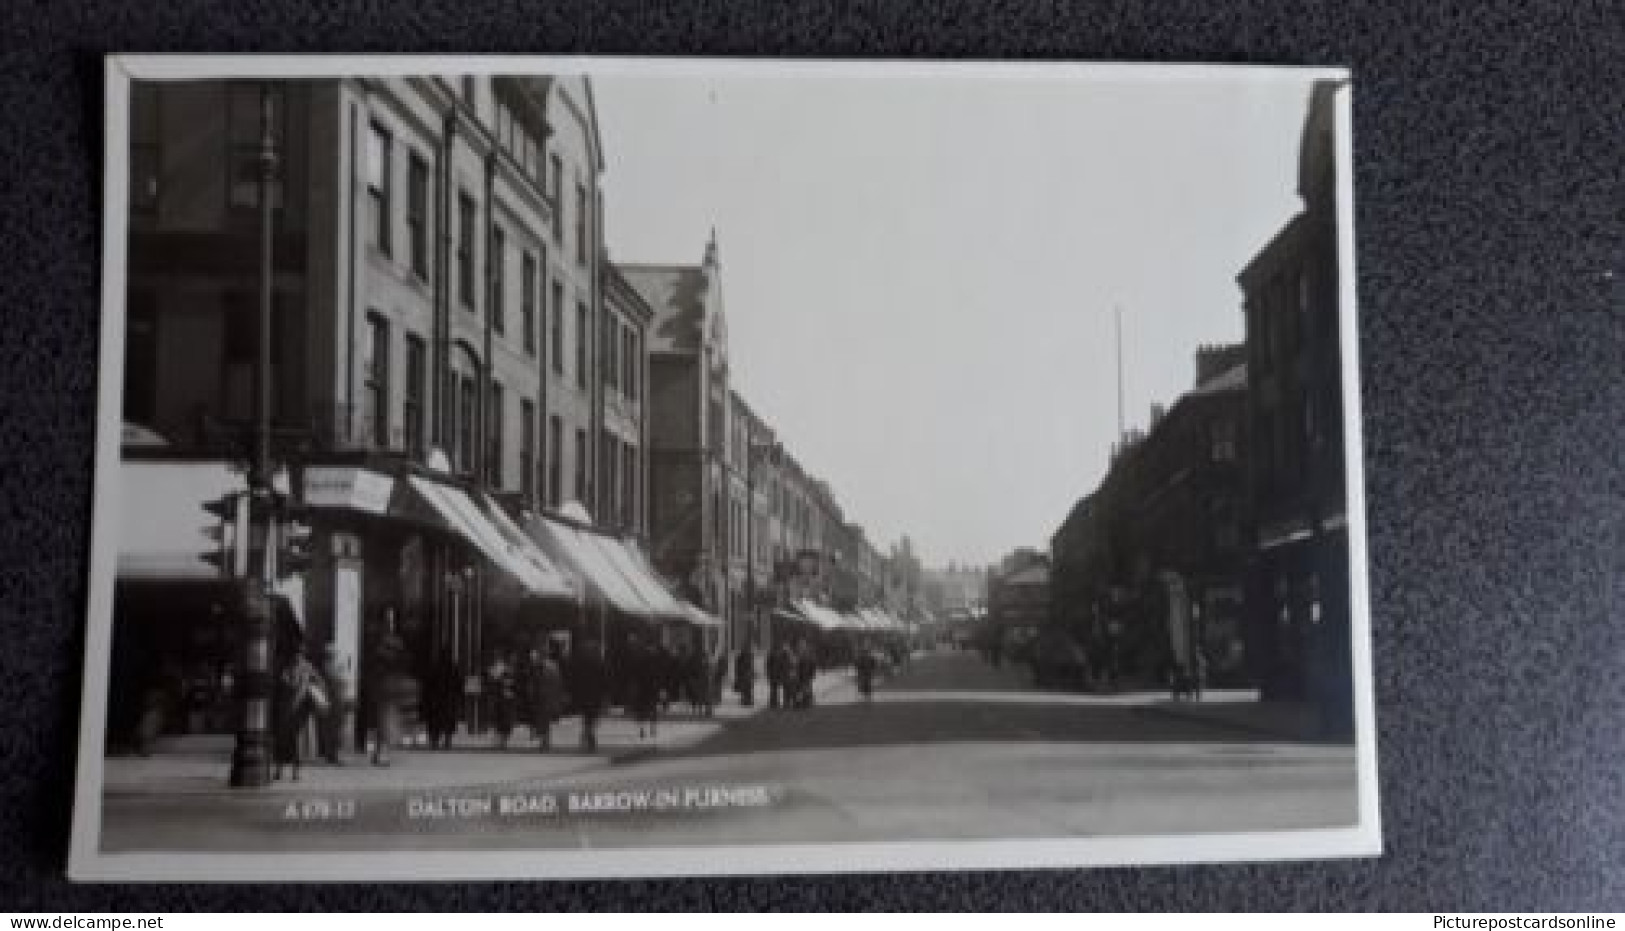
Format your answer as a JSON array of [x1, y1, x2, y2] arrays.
[[1195, 342, 1246, 387]]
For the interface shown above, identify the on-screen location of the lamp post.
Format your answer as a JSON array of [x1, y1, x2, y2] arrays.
[[229, 82, 280, 788], [744, 441, 782, 653]]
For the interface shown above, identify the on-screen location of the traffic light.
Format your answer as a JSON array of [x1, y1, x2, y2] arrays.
[[201, 491, 249, 577], [273, 500, 315, 579]]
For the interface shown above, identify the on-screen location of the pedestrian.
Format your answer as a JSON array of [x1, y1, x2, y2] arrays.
[[656, 640, 681, 714], [733, 643, 756, 708], [711, 647, 728, 706], [626, 635, 660, 741], [368, 622, 407, 767], [317, 644, 351, 764], [766, 642, 792, 709], [273, 646, 327, 782], [794, 639, 817, 709], [854, 646, 877, 705], [485, 653, 518, 750], [566, 639, 608, 752], [530, 642, 567, 752], [685, 644, 713, 717], [421, 652, 460, 751]]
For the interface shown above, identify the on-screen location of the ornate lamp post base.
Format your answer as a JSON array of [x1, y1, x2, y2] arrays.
[[228, 581, 275, 787]]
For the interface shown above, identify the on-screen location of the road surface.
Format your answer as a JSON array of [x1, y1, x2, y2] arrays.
[[99, 648, 1358, 852]]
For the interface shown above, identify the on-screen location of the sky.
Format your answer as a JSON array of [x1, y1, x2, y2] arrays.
[[593, 66, 1317, 570]]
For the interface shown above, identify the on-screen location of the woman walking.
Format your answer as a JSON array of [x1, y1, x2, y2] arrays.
[[530, 642, 567, 752], [628, 636, 661, 742], [485, 653, 518, 750], [733, 644, 756, 708], [273, 647, 326, 782], [368, 623, 407, 767]]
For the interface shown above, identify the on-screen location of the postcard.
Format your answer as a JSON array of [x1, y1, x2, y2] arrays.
[[70, 55, 1378, 880]]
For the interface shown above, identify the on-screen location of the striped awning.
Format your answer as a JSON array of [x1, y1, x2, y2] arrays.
[[406, 477, 575, 600]]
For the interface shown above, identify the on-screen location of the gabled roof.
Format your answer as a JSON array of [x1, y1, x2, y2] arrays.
[[618, 264, 711, 354]]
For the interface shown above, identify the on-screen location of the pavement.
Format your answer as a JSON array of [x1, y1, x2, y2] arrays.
[[102, 665, 856, 797], [96, 649, 1359, 852], [1138, 696, 1327, 742]]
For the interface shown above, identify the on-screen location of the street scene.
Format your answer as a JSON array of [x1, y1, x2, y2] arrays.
[[101, 647, 1354, 852], [83, 63, 1365, 865]]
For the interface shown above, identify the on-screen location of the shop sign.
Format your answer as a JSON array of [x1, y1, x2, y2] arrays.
[[304, 467, 394, 514]]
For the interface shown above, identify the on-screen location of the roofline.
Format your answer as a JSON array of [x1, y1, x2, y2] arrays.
[[614, 261, 704, 271], [602, 262, 657, 325], [1237, 212, 1307, 288]]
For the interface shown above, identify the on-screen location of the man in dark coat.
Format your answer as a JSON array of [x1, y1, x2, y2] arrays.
[[733, 644, 756, 708], [566, 639, 608, 752], [794, 639, 817, 710], [421, 653, 460, 751], [367, 623, 408, 767], [530, 642, 567, 752], [766, 643, 792, 709]]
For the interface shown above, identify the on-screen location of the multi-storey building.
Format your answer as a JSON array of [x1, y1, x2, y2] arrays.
[[1049, 346, 1250, 686], [1237, 80, 1351, 734], [624, 236, 733, 646], [114, 74, 637, 748], [723, 391, 781, 650], [599, 261, 651, 540]]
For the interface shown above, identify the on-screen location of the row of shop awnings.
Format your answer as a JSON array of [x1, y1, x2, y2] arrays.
[[518, 511, 718, 626], [397, 478, 723, 627], [774, 600, 912, 634], [115, 459, 722, 628], [406, 476, 574, 599]]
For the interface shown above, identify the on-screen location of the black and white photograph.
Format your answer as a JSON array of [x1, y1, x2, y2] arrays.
[[70, 55, 1377, 881]]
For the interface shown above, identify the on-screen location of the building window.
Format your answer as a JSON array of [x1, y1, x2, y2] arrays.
[[575, 182, 588, 266], [600, 313, 616, 391], [227, 83, 284, 212], [520, 133, 536, 180], [458, 375, 476, 475], [623, 441, 636, 530], [548, 415, 563, 508], [445, 370, 458, 465], [130, 84, 160, 215], [548, 154, 562, 240], [1211, 418, 1237, 462], [365, 314, 389, 448], [575, 301, 588, 390], [404, 335, 425, 459], [624, 327, 639, 401], [550, 280, 564, 375], [521, 251, 537, 355], [496, 103, 513, 155], [488, 381, 504, 488], [601, 431, 617, 524], [574, 428, 587, 504], [366, 122, 391, 256], [457, 192, 476, 310], [490, 225, 506, 334], [407, 153, 429, 279], [520, 399, 536, 503]]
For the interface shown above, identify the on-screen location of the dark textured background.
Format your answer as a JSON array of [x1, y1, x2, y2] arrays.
[[2, 0, 1622, 912]]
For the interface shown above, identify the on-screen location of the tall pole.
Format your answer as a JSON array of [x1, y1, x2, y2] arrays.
[[745, 446, 755, 652], [1114, 304, 1124, 442], [230, 82, 279, 788]]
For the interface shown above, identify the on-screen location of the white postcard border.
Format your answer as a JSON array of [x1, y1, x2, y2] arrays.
[[69, 54, 1379, 882]]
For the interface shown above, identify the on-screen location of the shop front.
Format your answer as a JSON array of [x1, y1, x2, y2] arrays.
[[108, 456, 303, 748], [296, 460, 577, 749]]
